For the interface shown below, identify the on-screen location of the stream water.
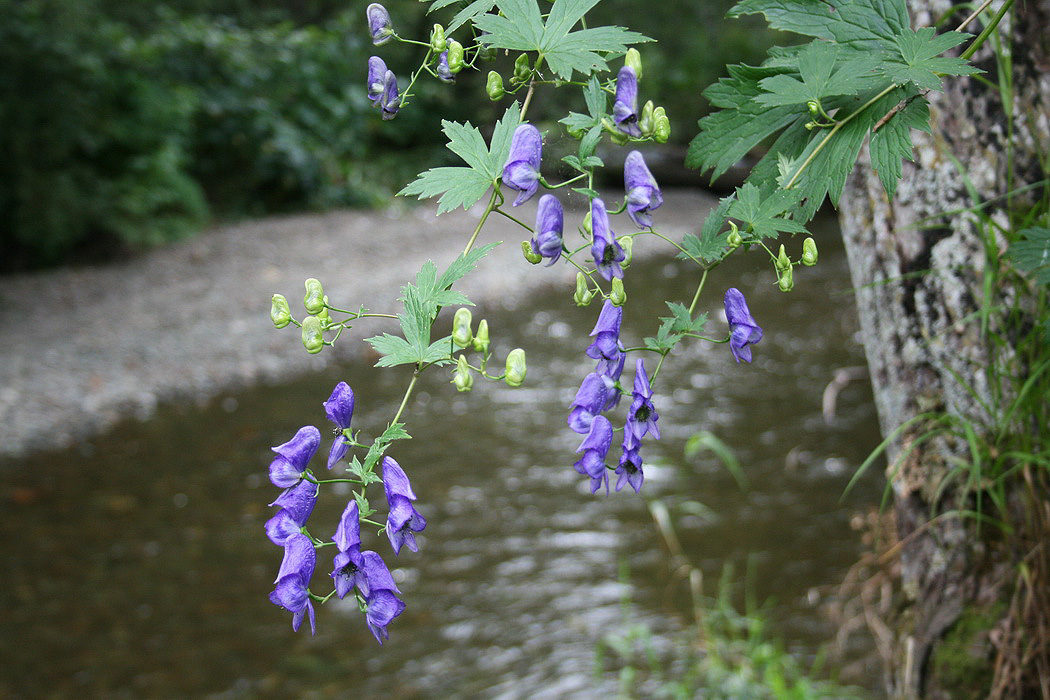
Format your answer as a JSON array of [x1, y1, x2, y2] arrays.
[[1, 216, 882, 698]]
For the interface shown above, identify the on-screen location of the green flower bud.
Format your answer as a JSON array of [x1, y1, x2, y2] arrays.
[[802, 236, 818, 266], [610, 277, 627, 306], [778, 264, 794, 292], [447, 40, 464, 73], [582, 210, 592, 235], [452, 307, 473, 348], [505, 348, 526, 387], [804, 121, 818, 131], [477, 43, 497, 61], [452, 355, 473, 392], [775, 244, 791, 272], [726, 221, 743, 249], [430, 24, 446, 53], [653, 107, 670, 144], [807, 100, 821, 118], [512, 53, 530, 84], [574, 272, 593, 306], [639, 100, 655, 136], [521, 240, 542, 264], [301, 315, 324, 354], [618, 235, 633, 268], [472, 319, 490, 354], [486, 71, 504, 101], [303, 278, 325, 315], [316, 297, 331, 325], [625, 48, 643, 81], [270, 294, 292, 328]]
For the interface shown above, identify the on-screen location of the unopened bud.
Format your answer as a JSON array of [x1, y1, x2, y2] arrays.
[[802, 237, 818, 266], [639, 100, 654, 136], [447, 40, 464, 73], [486, 71, 504, 100], [574, 272, 593, 306], [778, 264, 794, 292], [271, 294, 292, 328], [653, 107, 670, 143], [301, 315, 324, 354], [610, 277, 627, 306], [582, 210, 593, 235], [505, 348, 526, 387], [522, 240, 542, 264], [472, 319, 490, 355], [303, 278, 325, 314], [452, 355, 473, 392], [775, 244, 791, 272], [625, 48, 643, 81], [807, 100, 821, 118], [618, 235, 633, 268], [430, 24, 446, 52], [726, 221, 743, 249], [452, 307, 473, 348], [512, 53, 530, 84], [316, 297, 331, 325]]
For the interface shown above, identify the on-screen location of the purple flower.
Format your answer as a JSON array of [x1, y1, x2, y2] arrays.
[[531, 194, 564, 264], [332, 549, 405, 643], [268, 426, 320, 488], [382, 457, 427, 554], [380, 70, 400, 120], [624, 150, 662, 228], [615, 430, 644, 493], [724, 288, 763, 363], [367, 56, 388, 104], [626, 358, 660, 440], [333, 499, 361, 552], [586, 300, 627, 388], [590, 198, 625, 281], [269, 533, 317, 634], [613, 66, 641, 137], [265, 479, 319, 545], [574, 415, 614, 494], [436, 51, 454, 83], [366, 3, 393, 45], [365, 588, 407, 644], [324, 382, 355, 469], [568, 372, 615, 434], [502, 124, 542, 206]]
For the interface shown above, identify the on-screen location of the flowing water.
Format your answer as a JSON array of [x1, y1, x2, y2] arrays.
[[1, 216, 882, 698]]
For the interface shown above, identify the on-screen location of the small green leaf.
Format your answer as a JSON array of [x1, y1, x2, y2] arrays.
[[755, 40, 880, 106], [882, 28, 980, 91], [1008, 227, 1050, 285], [729, 183, 808, 238], [679, 194, 734, 262], [869, 94, 930, 199], [573, 187, 600, 199]]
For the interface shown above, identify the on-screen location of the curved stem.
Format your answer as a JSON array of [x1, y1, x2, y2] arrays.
[[493, 207, 534, 232], [463, 187, 501, 255], [390, 372, 420, 426]]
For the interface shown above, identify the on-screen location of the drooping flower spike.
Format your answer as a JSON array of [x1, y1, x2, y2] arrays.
[[366, 3, 393, 45], [268, 425, 320, 488], [624, 150, 663, 228], [531, 194, 564, 265], [613, 66, 641, 137], [724, 287, 764, 363], [590, 198, 625, 281], [382, 457, 427, 554], [502, 124, 543, 206]]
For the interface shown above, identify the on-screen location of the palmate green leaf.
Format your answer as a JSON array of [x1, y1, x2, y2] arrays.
[[361, 422, 413, 475], [679, 194, 734, 263], [869, 93, 930, 199], [366, 333, 420, 367], [729, 0, 908, 49], [447, 0, 497, 32], [644, 303, 707, 352], [882, 28, 979, 91], [728, 183, 808, 238], [474, 0, 650, 80], [756, 41, 881, 106], [1008, 227, 1050, 285], [398, 104, 520, 214]]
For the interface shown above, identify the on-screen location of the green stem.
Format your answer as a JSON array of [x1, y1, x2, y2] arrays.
[[390, 372, 419, 426], [463, 188, 501, 255], [960, 0, 1013, 60], [687, 268, 710, 316], [493, 207, 534, 232]]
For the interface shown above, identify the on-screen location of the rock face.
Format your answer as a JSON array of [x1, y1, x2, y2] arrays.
[[837, 1, 1050, 697], [0, 190, 714, 459]]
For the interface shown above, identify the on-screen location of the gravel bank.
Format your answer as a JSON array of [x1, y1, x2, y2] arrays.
[[0, 190, 714, 459]]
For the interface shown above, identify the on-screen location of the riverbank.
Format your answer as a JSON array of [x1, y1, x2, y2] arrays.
[[0, 189, 715, 459]]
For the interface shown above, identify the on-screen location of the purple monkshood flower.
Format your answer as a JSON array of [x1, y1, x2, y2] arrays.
[[270, 533, 317, 634], [724, 288, 763, 363], [366, 3, 393, 45], [367, 56, 388, 104], [615, 430, 644, 493], [586, 299, 627, 388], [568, 372, 616, 434], [380, 70, 400, 120], [502, 124, 542, 206], [269, 426, 320, 488], [626, 358, 660, 440], [265, 479, 319, 546], [330, 546, 405, 642], [624, 150, 663, 228], [613, 66, 641, 137], [382, 457, 427, 554], [574, 414, 614, 494], [366, 588, 407, 644], [590, 198, 625, 281], [324, 382, 355, 469], [531, 194, 564, 265], [333, 499, 361, 552], [436, 51, 454, 83]]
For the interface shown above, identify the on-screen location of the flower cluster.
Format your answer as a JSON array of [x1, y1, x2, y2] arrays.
[[264, 381, 426, 643], [365, 4, 400, 119]]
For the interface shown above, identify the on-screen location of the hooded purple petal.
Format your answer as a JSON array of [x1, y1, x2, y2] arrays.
[[365, 589, 406, 644], [270, 573, 315, 634], [613, 67, 641, 137], [386, 497, 427, 554], [381, 456, 417, 501], [380, 70, 400, 120], [268, 479, 318, 526], [615, 434, 644, 493], [360, 550, 401, 596], [531, 194, 563, 264], [275, 533, 317, 584], [324, 382, 355, 429], [590, 199, 625, 280], [624, 150, 662, 228], [264, 510, 302, 547], [724, 288, 763, 363], [436, 51, 454, 83], [367, 56, 388, 103], [333, 499, 361, 552], [502, 124, 542, 206], [332, 548, 365, 599], [366, 3, 393, 45]]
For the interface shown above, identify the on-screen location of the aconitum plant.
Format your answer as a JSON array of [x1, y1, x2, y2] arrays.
[[262, 0, 977, 642]]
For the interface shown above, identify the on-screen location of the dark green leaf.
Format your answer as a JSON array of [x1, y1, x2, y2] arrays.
[[755, 41, 881, 106], [869, 94, 930, 198], [679, 194, 734, 262], [729, 183, 808, 238], [729, 0, 908, 49], [882, 28, 979, 91], [1008, 227, 1050, 285]]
